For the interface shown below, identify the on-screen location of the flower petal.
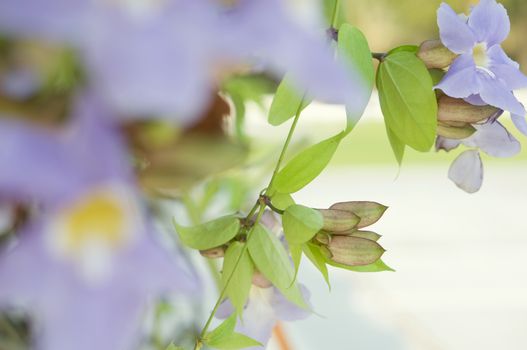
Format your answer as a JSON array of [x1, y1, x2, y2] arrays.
[[436, 54, 479, 98], [477, 71, 526, 116], [488, 46, 527, 90], [448, 150, 484, 193], [0, 0, 90, 42], [468, 0, 510, 46], [436, 136, 462, 152], [463, 121, 521, 157], [437, 3, 476, 54], [511, 114, 527, 136]]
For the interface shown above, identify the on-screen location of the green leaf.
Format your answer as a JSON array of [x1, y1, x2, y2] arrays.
[[221, 242, 254, 316], [385, 124, 406, 165], [270, 193, 295, 211], [338, 24, 375, 132], [377, 51, 438, 152], [174, 216, 240, 250], [283, 205, 323, 245], [268, 75, 310, 126], [327, 258, 395, 272], [247, 224, 307, 308], [303, 243, 330, 288], [388, 45, 419, 55], [290, 244, 302, 286], [206, 314, 236, 347], [323, 0, 346, 27], [209, 333, 262, 350], [272, 133, 343, 194]]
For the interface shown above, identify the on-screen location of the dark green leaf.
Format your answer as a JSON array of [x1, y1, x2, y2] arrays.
[[174, 216, 240, 250], [377, 51, 438, 151]]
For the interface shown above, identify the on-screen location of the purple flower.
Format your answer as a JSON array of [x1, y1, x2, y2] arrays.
[[216, 285, 310, 349], [0, 94, 197, 350], [438, 121, 520, 192], [436, 0, 527, 117], [0, 0, 368, 123]]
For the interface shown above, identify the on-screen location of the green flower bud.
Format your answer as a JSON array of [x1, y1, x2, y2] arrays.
[[327, 236, 385, 266], [329, 201, 388, 228], [317, 209, 360, 232], [417, 40, 458, 69], [437, 122, 476, 139], [438, 95, 500, 124], [199, 246, 226, 259]]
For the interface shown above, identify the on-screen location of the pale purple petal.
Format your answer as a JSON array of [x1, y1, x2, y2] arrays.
[[464, 94, 487, 106], [436, 137, 462, 152], [448, 150, 484, 193], [463, 121, 520, 157], [488, 46, 527, 90], [437, 3, 476, 54], [0, 0, 90, 42], [0, 120, 82, 205], [436, 54, 479, 98], [468, 0, 510, 46], [511, 114, 527, 136], [272, 286, 310, 322], [477, 71, 526, 116]]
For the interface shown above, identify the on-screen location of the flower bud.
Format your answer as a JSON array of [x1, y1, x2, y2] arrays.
[[314, 232, 331, 245], [329, 201, 388, 228], [348, 230, 382, 242], [417, 40, 458, 69], [199, 246, 225, 259], [438, 95, 500, 124], [252, 270, 273, 288], [327, 236, 385, 266], [317, 209, 360, 232], [437, 122, 476, 139]]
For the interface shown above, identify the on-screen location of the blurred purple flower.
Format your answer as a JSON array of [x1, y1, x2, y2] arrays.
[[0, 95, 197, 350], [437, 121, 520, 192], [436, 0, 527, 117], [217, 285, 310, 349], [0, 0, 367, 123]]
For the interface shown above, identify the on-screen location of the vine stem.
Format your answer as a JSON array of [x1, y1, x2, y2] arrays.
[[193, 204, 266, 350]]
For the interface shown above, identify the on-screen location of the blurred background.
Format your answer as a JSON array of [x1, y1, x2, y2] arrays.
[[250, 1, 527, 348]]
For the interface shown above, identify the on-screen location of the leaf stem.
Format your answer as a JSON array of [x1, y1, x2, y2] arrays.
[[193, 203, 266, 350], [265, 96, 305, 195]]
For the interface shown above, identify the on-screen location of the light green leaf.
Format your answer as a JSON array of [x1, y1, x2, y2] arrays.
[[173, 216, 240, 250], [327, 258, 395, 272], [270, 193, 295, 211], [303, 243, 330, 288], [377, 51, 437, 152], [283, 205, 323, 245], [205, 314, 236, 347], [248, 224, 307, 308], [221, 242, 254, 316], [272, 133, 343, 194], [388, 45, 419, 55], [385, 124, 406, 165], [338, 24, 375, 132], [209, 332, 262, 350], [290, 244, 302, 286], [268, 75, 310, 126]]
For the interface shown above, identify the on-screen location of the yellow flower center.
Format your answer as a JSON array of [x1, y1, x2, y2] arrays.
[[47, 185, 141, 283], [473, 42, 490, 69]]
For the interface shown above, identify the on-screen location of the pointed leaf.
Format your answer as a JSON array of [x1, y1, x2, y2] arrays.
[[290, 244, 302, 285], [377, 51, 437, 151], [205, 314, 236, 346], [174, 216, 240, 250], [273, 133, 343, 194], [268, 75, 310, 126], [271, 193, 295, 211], [303, 243, 330, 288], [209, 332, 262, 350], [247, 224, 307, 308], [338, 24, 375, 131], [283, 205, 323, 245], [221, 242, 254, 315], [327, 258, 395, 272]]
